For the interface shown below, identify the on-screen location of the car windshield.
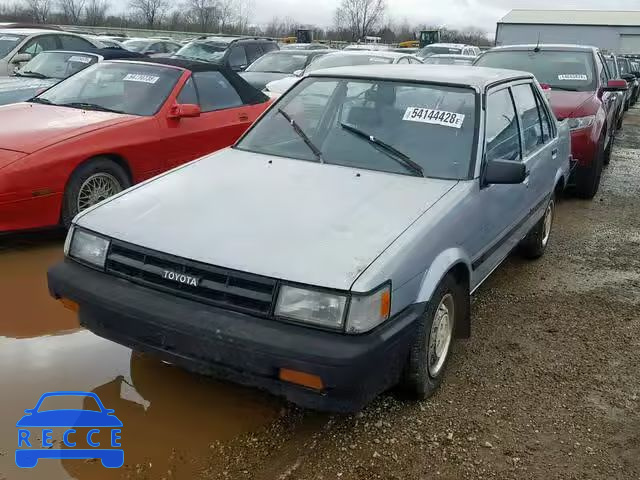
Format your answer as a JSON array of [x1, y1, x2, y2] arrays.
[[419, 46, 463, 58], [237, 77, 476, 180], [305, 54, 393, 73], [17, 51, 98, 79], [0, 34, 25, 58], [175, 42, 226, 62], [617, 58, 630, 75], [424, 56, 472, 65], [246, 52, 310, 73], [37, 62, 182, 116], [123, 40, 151, 52], [475, 50, 596, 92]]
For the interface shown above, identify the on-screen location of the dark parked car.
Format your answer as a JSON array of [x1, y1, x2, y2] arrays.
[[0, 48, 146, 106], [174, 36, 279, 71], [240, 49, 332, 90], [122, 38, 182, 58], [475, 44, 628, 199], [617, 56, 640, 107]]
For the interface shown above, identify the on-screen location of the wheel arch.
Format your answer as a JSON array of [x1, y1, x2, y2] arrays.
[[416, 248, 472, 339]]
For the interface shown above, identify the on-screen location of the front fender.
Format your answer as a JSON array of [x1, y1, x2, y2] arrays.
[[416, 247, 471, 303]]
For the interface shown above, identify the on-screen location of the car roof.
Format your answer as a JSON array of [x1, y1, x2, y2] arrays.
[[266, 49, 332, 56], [43, 48, 147, 60], [322, 50, 412, 59], [489, 44, 598, 53], [429, 54, 477, 59], [111, 57, 223, 71], [427, 43, 473, 48], [0, 28, 63, 35], [307, 65, 534, 90], [195, 36, 275, 44]]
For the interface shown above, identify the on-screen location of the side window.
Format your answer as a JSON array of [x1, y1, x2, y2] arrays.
[[534, 89, 553, 142], [228, 46, 247, 69], [485, 87, 521, 162], [193, 71, 243, 112], [165, 42, 180, 54], [21, 35, 59, 55], [59, 35, 95, 51], [177, 77, 198, 104], [511, 83, 545, 156], [245, 44, 263, 63], [149, 42, 165, 54], [263, 42, 278, 53]]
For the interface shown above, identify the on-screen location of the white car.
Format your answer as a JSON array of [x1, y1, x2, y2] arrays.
[[0, 29, 100, 75], [418, 43, 482, 59], [265, 50, 423, 96]]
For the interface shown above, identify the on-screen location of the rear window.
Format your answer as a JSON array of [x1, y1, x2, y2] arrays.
[[419, 46, 463, 58], [475, 50, 596, 92], [175, 41, 226, 62]]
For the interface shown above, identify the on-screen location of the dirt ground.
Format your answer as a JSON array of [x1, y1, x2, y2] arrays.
[[1, 109, 639, 480]]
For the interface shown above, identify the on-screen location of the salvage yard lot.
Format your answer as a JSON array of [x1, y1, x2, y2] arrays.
[[1, 111, 639, 479]]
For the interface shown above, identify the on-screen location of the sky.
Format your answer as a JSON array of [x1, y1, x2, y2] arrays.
[[243, 0, 640, 33]]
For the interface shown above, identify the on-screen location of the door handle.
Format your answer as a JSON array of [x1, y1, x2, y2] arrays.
[[551, 148, 558, 159], [239, 113, 249, 121]]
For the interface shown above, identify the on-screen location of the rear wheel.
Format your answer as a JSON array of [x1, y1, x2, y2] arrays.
[[574, 134, 604, 199], [61, 157, 130, 228], [519, 195, 555, 259], [399, 273, 465, 399]]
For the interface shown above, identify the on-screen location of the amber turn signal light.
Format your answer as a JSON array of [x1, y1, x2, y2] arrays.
[[59, 298, 79, 312], [279, 368, 324, 390]]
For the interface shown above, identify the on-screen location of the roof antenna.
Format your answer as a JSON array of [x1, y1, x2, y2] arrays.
[[534, 32, 541, 52]]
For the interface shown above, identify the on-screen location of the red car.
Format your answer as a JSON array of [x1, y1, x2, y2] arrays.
[[0, 58, 271, 233], [475, 45, 628, 199]]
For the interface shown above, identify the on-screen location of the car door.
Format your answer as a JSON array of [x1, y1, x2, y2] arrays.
[[59, 34, 96, 52], [228, 45, 248, 71], [596, 53, 617, 134], [16, 34, 59, 68], [147, 42, 166, 58], [471, 84, 529, 285], [161, 70, 261, 169], [511, 82, 558, 214], [245, 43, 265, 66]]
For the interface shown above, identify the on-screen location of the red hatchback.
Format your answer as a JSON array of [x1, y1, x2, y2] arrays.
[[475, 45, 628, 198], [0, 58, 271, 233]]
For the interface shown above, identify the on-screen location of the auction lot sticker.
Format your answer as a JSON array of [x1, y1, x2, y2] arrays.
[[123, 74, 159, 84], [558, 74, 588, 81], [68, 56, 93, 64], [403, 107, 465, 128]]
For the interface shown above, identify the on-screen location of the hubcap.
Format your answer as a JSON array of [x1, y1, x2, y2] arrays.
[[428, 293, 454, 378], [542, 199, 554, 247], [77, 173, 122, 213]]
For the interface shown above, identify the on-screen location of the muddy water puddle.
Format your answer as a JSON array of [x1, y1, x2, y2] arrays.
[[0, 234, 282, 479]]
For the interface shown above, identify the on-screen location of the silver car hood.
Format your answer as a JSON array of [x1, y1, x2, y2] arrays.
[[78, 148, 457, 290]]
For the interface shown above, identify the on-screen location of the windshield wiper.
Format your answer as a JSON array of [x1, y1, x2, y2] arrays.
[[28, 97, 54, 105], [60, 102, 125, 114], [16, 70, 48, 79], [277, 108, 323, 163], [340, 122, 424, 177], [549, 86, 579, 92]]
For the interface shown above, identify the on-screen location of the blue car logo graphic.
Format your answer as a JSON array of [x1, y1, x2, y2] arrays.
[[16, 391, 123, 468]]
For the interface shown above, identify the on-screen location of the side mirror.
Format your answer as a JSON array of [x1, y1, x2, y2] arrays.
[[11, 53, 32, 64], [603, 79, 629, 92], [484, 159, 527, 185], [293, 69, 304, 77], [168, 103, 201, 119]]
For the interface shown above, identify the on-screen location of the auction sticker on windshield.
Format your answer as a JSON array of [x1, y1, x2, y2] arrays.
[[123, 74, 159, 84], [403, 107, 465, 129], [68, 56, 93, 64], [558, 74, 588, 81]]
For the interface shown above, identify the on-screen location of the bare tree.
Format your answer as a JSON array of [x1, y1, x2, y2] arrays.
[[184, 0, 217, 32], [84, 0, 108, 26], [334, 0, 385, 41], [59, 0, 86, 23], [24, 0, 52, 23], [129, 0, 169, 27]]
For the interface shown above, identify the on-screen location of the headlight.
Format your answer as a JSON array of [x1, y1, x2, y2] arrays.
[[568, 115, 595, 131], [68, 228, 110, 269], [275, 285, 348, 329], [275, 283, 391, 333]]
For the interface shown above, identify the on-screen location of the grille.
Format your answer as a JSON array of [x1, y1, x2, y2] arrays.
[[106, 240, 277, 316]]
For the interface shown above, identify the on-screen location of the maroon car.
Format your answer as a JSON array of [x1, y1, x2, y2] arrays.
[[475, 44, 628, 199]]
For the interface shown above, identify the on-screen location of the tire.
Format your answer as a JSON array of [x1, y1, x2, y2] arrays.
[[616, 111, 624, 130], [519, 194, 555, 259], [61, 157, 130, 228], [603, 129, 614, 166], [399, 273, 465, 399], [574, 134, 604, 199]]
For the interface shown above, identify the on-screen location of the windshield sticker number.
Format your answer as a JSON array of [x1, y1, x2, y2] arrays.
[[68, 56, 93, 64], [403, 107, 465, 129], [0, 36, 20, 42], [123, 74, 159, 84], [558, 74, 588, 81]]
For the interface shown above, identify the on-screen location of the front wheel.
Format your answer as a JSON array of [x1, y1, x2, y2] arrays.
[[399, 273, 465, 399], [574, 134, 604, 199], [61, 158, 130, 228]]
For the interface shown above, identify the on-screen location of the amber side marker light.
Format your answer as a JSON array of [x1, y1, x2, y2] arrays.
[[279, 368, 324, 390], [380, 289, 391, 319], [59, 298, 79, 312]]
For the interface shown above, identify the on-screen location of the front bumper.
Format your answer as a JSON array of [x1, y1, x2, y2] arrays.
[[48, 260, 423, 412]]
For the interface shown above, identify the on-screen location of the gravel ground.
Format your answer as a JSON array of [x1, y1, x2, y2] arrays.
[[188, 110, 640, 480]]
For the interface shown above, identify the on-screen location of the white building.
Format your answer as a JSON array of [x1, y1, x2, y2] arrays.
[[496, 10, 640, 53]]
